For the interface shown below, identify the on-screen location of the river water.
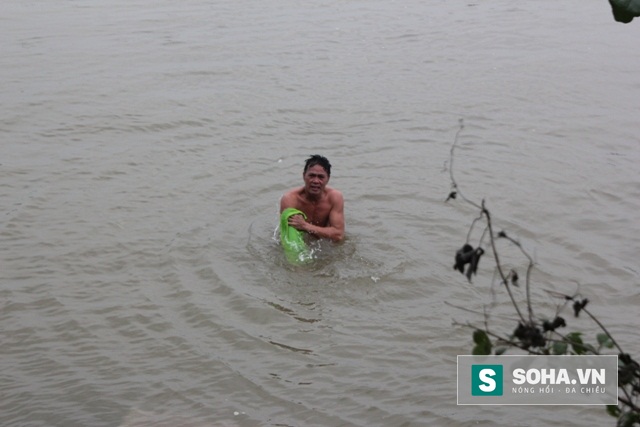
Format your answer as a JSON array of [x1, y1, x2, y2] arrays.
[[2, 1, 639, 426]]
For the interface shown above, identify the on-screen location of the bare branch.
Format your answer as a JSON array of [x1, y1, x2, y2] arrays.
[[445, 121, 638, 421]]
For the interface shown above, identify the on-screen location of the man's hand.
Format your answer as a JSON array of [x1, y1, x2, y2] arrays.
[[287, 214, 309, 232]]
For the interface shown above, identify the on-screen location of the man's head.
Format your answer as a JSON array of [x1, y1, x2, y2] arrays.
[[302, 155, 331, 197], [304, 155, 331, 178]]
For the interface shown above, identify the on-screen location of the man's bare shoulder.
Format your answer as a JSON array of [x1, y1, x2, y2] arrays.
[[280, 187, 304, 210], [325, 187, 344, 205], [325, 187, 342, 197]]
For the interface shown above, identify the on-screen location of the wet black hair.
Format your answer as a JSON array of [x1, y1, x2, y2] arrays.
[[304, 154, 331, 177]]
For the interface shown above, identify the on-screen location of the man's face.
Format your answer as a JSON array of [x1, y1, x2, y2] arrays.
[[303, 164, 329, 196]]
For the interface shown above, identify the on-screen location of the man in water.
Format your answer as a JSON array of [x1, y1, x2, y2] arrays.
[[280, 155, 345, 242]]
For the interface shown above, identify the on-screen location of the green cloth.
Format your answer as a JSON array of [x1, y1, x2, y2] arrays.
[[280, 208, 312, 265]]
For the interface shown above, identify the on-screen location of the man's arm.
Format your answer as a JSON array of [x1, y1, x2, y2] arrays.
[[279, 190, 297, 213]]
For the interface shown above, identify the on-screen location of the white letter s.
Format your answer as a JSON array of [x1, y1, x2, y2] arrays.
[[479, 368, 497, 392]]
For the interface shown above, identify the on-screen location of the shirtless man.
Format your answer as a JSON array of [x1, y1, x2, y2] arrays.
[[280, 155, 345, 242]]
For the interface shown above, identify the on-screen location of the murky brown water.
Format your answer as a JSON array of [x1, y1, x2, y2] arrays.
[[2, 1, 639, 426]]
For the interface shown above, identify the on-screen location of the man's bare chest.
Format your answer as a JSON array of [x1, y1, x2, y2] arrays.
[[298, 201, 331, 226]]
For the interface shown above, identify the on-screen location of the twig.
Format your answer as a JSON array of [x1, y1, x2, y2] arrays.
[[499, 233, 536, 324], [453, 320, 545, 355], [448, 119, 481, 211], [483, 201, 526, 324], [446, 121, 639, 421], [445, 301, 521, 322]]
